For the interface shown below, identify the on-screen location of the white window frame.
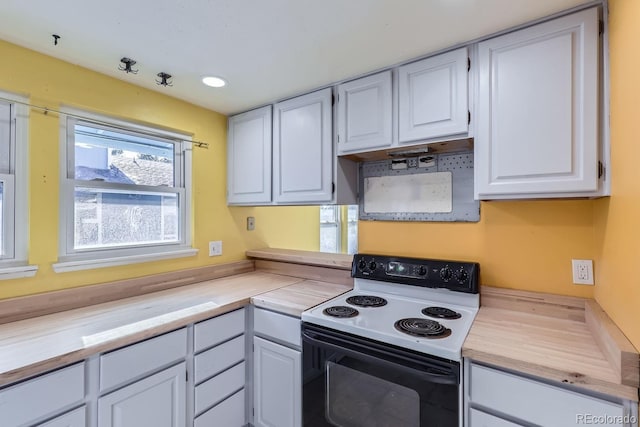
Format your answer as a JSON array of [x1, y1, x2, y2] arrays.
[[0, 91, 37, 280], [320, 205, 341, 253], [54, 108, 196, 273]]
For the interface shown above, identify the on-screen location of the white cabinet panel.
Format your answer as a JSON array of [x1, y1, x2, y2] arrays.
[[398, 48, 469, 143], [194, 335, 245, 383], [273, 88, 333, 203], [100, 328, 186, 392], [475, 7, 600, 198], [37, 406, 86, 427], [194, 389, 245, 427], [98, 363, 186, 427], [227, 106, 272, 204], [0, 362, 85, 427], [194, 308, 245, 353], [253, 336, 301, 427], [253, 307, 301, 348], [468, 363, 626, 427], [337, 71, 392, 154]]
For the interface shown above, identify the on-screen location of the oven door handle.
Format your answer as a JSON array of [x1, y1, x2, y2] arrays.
[[302, 329, 458, 385]]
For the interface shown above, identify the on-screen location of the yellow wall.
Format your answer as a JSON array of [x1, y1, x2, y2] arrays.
[[360, 200, 596, 298], [593, 0, 640, 349], [0, 39, 319, 299]]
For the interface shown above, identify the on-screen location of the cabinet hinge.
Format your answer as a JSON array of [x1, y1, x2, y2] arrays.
[[185, 371, 188, 382], [598, 161, 605, 179], [599, 20, 604, 35], [332, 93, 337, 106], [468, 111, 471, 125], [337, 134, 340, 143], [467, 57, 471, 72], [332, 182, 336, 194]]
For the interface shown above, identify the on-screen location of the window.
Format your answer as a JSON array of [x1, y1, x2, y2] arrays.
[[55, 111, 195, 272], [319, 205, 358, 254], [0, 93, 35, 279]]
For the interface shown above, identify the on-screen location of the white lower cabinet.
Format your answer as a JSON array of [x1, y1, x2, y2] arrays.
[[465, 361, 636, 427], [252, 308, 302, 427], [98, 363, 186, 427]]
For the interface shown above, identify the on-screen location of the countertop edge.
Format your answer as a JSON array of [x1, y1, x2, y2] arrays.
[[246, 248, 353, 270]]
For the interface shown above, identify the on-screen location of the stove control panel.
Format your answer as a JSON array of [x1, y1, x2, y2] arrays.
[[352, 253, 479, 294]]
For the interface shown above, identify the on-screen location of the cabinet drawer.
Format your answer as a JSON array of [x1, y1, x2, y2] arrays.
[[254, 308, 301, 347], [195, 361, 245, 415], [195, 335, 245, 383], [37, 406, 86, 427], [195, 388, 245, 427], [468, 408, 522, 427], [194, 308, 245, 353], [0, 362, 85, 427], [469, 363, 626, 427], [100, 327, 187, 392]]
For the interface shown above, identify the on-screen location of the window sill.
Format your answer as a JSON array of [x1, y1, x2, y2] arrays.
[[53, 247, 199, 273], [0, 264, 39, 281]]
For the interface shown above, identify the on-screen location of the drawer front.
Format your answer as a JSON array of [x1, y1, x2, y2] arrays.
[[468, 408, 522, 427], [0, 363, 85, 427], [100, 328, 187, 392], [195, 362, 245, 415], [37, 406, 86, 427], [195, 389, 245, 427], [194, 308, 245, 353], [195, 335, 245, 383], [469, 363, 626, 427], [254, 308, 301, 347]]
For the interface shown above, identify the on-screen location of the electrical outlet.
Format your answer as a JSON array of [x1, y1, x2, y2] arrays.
[[247, 216, 255, 231], [572, 259, 594, 285], [208, 241, 222, 257], [407, 157, 418, 168]]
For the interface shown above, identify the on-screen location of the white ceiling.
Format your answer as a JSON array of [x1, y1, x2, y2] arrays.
[[0, 0, 589, 115]]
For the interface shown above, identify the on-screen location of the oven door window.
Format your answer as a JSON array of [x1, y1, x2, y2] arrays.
[[326, 361, 420, 427]]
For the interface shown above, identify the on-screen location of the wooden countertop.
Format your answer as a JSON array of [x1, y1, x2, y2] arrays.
[[0, 271, 349, 386], [463, 287, 640, 401], [246, 248, 353, 270], [251, 280, 352, 317]]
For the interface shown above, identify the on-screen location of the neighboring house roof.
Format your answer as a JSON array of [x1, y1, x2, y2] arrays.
[[75, 155, 173, 187], [110, 155, 173, 187]]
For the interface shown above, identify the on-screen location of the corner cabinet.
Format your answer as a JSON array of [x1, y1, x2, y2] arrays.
[[398, 47, 469, 144], [336, 71, 393, 154], [475, 7, 603, 199], [227, 106, 272, 205], [273, 88, 334, 204]]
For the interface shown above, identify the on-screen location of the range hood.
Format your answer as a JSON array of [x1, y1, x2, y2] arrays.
[[339, 137, 473, 163]]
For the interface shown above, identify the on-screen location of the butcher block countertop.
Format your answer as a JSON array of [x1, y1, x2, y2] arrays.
[[246, 248, 353, 270], [0, 269, 351, 387], [463, 287, 640, 401]]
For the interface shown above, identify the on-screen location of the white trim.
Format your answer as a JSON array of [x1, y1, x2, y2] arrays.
[[53, 247, 198, 273], [0, 90, 29, 264], [0, 264, 38, 281]]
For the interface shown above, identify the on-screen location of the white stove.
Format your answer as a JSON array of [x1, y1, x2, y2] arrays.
[[301, 254, 480, 362]]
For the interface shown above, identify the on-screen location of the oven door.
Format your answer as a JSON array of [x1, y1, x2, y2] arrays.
[[302, 322, 460, 427]]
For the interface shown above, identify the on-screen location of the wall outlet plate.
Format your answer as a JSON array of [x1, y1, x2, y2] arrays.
[[572, 259, 594, 285], [247, 216, 255, 231], [209, 240, 222, 257]]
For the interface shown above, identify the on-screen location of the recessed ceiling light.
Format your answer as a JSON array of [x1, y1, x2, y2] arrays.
[[202, 76, 226, 88]]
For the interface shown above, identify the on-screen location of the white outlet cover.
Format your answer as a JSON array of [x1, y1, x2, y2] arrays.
[[208, 241, 222, 257], [572, 259, 594, 285]]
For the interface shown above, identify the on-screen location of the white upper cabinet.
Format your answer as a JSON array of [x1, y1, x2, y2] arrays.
[[337, 71, 393, 154], [475, 8, 601, 199], [398, 47, 469, 143], [273, 88, 333, 204], [227, 106, 272, 205]]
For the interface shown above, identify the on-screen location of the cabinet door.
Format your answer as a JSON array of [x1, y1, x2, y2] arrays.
[[253, 336, 301, 427], [98, 363, 186, 427], [475, 8, 599, 198], [398, 47, 469, 143], [337, 71, 392, 154], [227, 106, 272, 204], [273, 88, 333, 204]]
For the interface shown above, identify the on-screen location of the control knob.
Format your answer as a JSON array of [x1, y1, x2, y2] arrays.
[[455, 268, 469, 283], [357, 259, 367, 271], [369, 261, 378, 271], [418, 266, 427, 276], [440, 266, 452, 281]]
